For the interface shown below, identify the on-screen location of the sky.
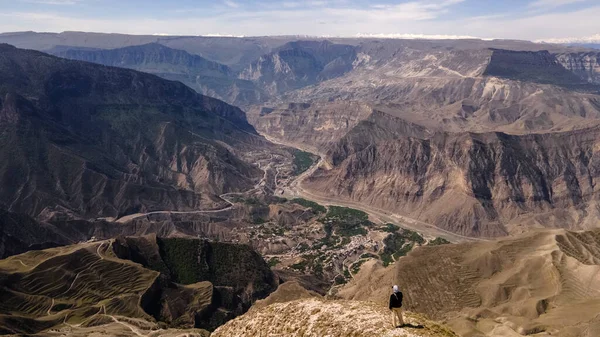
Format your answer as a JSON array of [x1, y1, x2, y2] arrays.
[[0, 0, 599, 42]]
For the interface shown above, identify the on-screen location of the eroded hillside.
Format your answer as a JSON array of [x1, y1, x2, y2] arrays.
[[303, 125, 600, 237], [0, 44, 274, 221], [0, 235, 278, 334], [338, 229, 600, 337]]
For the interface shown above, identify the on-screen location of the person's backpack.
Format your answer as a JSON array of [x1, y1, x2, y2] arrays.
[[394, 292, 403, 306]]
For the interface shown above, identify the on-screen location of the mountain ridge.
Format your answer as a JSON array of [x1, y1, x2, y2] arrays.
[[0, 44, 266, 221]]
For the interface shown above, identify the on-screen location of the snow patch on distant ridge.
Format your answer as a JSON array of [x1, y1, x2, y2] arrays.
[[355, 33, 493, 40], [537, 34, 600, 44]]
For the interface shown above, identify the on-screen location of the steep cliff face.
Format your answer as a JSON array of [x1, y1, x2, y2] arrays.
[[114, 235, 279, 330], [53, 43, 233, 77], [0, 210, 65, 259], [283, 47, 600, 134], [306, 124, 600, 237], [239, 41, 357, 96], [556, 52, 600, 85], [0, 44, 264, 220], [247, 101, 374, 151], [484, 49, 593, 90], [50, 43, 265, 106]]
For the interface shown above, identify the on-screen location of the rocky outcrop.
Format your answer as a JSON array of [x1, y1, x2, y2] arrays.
[[247, 101, 374, 152], [212, 298, 458, 337], [0, 44, 265, 221], [282, 46, 600, 134], [556, 52, 600, 85], [239, 40, 357, 96], [484, 49, 594, 90]]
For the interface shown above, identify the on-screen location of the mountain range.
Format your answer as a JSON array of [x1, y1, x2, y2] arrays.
[[0, 43, 266, 221], [2, 31, 600, 337]]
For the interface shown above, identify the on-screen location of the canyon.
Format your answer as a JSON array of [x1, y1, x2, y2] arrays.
[[1, 32, 600, 336]]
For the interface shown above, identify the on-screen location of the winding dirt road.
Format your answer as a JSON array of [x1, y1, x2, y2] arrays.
[[114, 155, 274, 224]]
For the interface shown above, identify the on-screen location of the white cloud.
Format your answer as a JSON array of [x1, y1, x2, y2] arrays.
[[20, 0, 79, 4], [223, 0, 239, 8], [528, 0, 587, 8], [0, 0, 599, 42]]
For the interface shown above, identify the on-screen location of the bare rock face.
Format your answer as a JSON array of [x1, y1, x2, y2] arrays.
[[247, 101, 374, 151], [0, 44, 264, 221], [282, 47, 600, 134], [556, 52, 600, 85], [306, 124, 600, 237], [239, 41, 357, 96], [484, 49, 594, 90], [51, 43, 266, 106]]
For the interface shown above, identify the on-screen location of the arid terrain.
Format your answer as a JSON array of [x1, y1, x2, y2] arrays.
[[1, 31, 600, 336], [338, 229, 600, 337]]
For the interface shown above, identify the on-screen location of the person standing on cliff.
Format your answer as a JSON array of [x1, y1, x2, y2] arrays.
[[389, 285, 404, 328]]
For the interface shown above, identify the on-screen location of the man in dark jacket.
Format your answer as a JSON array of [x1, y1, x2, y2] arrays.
[[389, 285, 404, 328]]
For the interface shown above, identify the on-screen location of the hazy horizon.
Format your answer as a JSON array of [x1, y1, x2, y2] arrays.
[[0, 0, 599, 43]]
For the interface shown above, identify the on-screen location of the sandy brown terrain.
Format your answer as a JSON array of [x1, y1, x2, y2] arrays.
[[213, 298, 457, 337], [338, 229, 600, 337]]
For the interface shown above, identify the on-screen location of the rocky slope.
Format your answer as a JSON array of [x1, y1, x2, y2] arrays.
[[0, 235, 278, 334], [0, 210, 67, 259], [281, 48, 600, 134], [245, 45, 600, 238], [305, 124, 600, 237], [339, 228, 600, 337], [0, 44, 266, 221], [247, 101, 374, 152], [556, 51, 600, 85], [212, 298, 457, 337], [50, 43, 265, 106], [239, 40, 357, 96]]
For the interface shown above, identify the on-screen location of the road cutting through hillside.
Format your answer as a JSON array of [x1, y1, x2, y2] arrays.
[[114, 155, 274, 224]]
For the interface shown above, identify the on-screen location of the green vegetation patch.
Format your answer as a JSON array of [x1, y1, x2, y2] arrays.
[[319, 206, 373, 237], [297, 242, 310, 252], [292, 150, 316, 175], [379, 229, 425, 267], [268, 257, 280, 268], [360, 253, 378, 259], [158, 238, 204, 284], [291, 198, 327, 214], [351, 259, 367, 275], [243, 197, 267, 206], [429, 237, 451, 246], [334, 275, 347, 285], [380, 223, 400, 233], [289, 254, 325, 276]]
